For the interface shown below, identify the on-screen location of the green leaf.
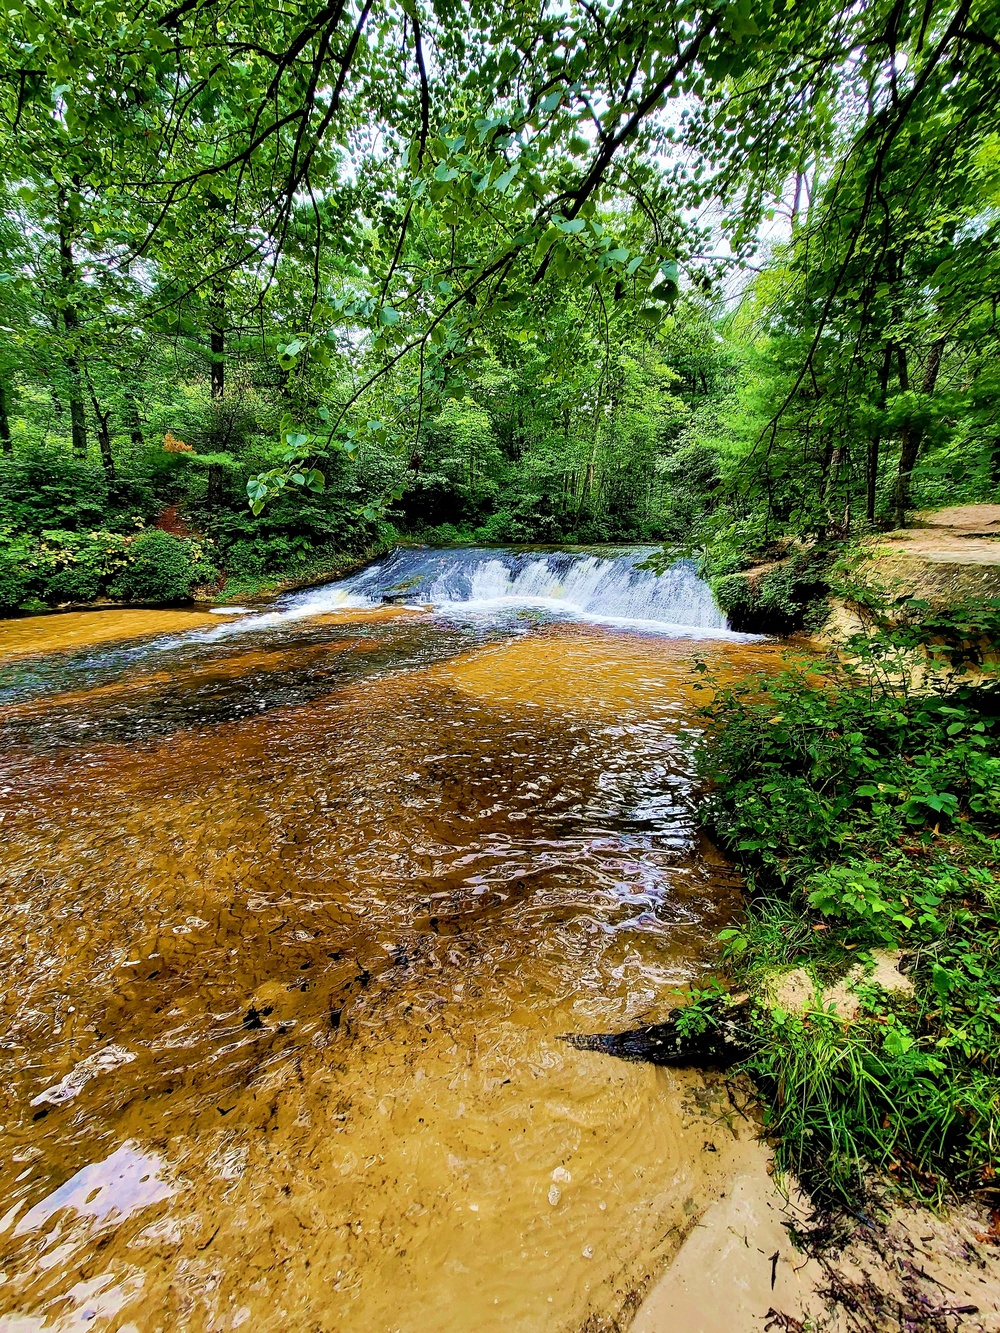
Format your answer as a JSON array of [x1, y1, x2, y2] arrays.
[[493, 164, 519, 194]]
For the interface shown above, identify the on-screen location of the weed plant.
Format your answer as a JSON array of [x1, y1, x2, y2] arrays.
[[695, 599, 1000, 1201]]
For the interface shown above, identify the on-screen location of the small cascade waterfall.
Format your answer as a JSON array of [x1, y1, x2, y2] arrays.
[[206, 546, 735, 638]]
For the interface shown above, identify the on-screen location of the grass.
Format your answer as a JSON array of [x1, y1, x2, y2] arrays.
[[693, 597, 1000, 1202]]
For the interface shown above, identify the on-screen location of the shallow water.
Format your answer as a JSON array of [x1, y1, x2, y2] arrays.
[[0, 552, 783, 1332]]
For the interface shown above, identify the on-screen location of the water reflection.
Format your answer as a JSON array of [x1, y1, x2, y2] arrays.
[[13, 1143, 174, 1236]]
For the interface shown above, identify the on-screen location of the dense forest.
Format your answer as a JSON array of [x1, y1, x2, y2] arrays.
[[2, 0, 998, 611]]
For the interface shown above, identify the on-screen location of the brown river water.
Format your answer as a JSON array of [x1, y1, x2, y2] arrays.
[[0, 550, 783, 1332]]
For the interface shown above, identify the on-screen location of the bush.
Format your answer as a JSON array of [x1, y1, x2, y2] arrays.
[[0, 526, 221, 611], [476, 494, 564, 543], [0, 527, 133, 611], [0, 445, 110, 533], [0, 531, 33, 609], [710, 550, 831, 632], [109, 529, 216, 602], [0, 443, 156, 534], [222, 533, 315, 576], [421, 522, 468, 546]]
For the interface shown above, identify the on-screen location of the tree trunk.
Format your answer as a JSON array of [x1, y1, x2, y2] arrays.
[[207, 284, 225, 507], [866, 342, 894, 524], [209, 284, 225, 401], [0, 375, 11, 454], [817, 435, 835, 497], [95, 414, 116, 481], [790, 171, 804, 228], [895, 337, 944, 526], [823, 443, 843, 505], [123, 393, 145, 449], [86, 375, 116, 481], [57, 189, 88, 459]]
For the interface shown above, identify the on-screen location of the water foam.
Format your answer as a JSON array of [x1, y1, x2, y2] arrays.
[[196, 546, 740, 641]]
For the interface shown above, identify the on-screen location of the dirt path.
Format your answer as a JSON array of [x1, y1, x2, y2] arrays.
[[850, 504, 1000, 603]]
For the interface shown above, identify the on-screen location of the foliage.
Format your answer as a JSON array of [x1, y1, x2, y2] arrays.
[[696, 612, 1000, 1199], [0, 524, 216, 611], [1, 0, 996, 546], [709, 549, 833, 633], [0, 444, 148, 534], [107, 530, 217, 603]]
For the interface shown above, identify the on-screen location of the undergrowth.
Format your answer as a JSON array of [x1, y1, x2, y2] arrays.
[[695, 597, 1000, 1202], [208, 539, 393, 604]]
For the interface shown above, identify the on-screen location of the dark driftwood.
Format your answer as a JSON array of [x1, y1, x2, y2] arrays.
[[562, 998, 756, 1069]]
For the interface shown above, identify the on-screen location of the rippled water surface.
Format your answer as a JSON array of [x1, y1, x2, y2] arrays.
[[0, 552, 783, 1332]]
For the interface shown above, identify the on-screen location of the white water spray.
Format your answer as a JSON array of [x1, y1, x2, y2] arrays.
[[197, 546, 739, 640]]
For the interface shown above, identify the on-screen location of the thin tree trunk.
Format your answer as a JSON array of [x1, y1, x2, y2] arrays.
[[823, 444, 843, 506], [88, 386, 116, 482], [790, 171, 804, 228], [123, 393, 145, 449], [817, 435, 835, 500], [207, 283, 225, 508], [210, 297, 225, 400], [95, 414, 115, 481], [57, 189, 88, 459], [895, 337, 944, 525], [866, 342, 894, 524], [0, 375, 11, 454]]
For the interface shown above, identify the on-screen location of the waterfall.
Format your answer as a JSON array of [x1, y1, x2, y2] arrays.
[[201, 546, 737, 638]]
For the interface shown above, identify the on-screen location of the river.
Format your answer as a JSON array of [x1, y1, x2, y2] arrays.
[[0, 547, 783, 1332]]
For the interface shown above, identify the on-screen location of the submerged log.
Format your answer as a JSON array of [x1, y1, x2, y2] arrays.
[[562, 997, 756, 1070]]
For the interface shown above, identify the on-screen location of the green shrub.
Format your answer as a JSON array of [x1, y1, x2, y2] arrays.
[[422, 522, 468, 546], [109, 529, 216, 602], [0, 531, 34, 609], [710, 572, 754, 616], [223, 533, 314, 576], [36, 529, 133, 601], [476, 495, 564, 543], [0, 445, 110, 533], [0, 444, 156, 535], [0, 526, 221, 610], [710, 551, 831, 631]]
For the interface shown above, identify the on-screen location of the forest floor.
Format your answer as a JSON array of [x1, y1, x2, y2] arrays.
[[873, 504, 1000, 566]]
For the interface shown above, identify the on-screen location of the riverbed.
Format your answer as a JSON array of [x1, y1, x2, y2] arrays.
[[0, 548, 783, 1331]]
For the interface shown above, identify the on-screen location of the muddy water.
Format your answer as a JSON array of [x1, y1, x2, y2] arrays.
[[0, 591, 782, 1332]]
